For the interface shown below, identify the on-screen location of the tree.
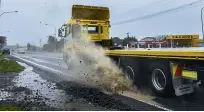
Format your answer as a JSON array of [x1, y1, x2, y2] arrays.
[[46, 35, 58, 52], [56, 38, 64, 52], [47, 35, 57, 44], [16, 44, 20, 48], [0, 36, 6, 49], [43, 44, 49, 51], [27, 43, 31, 51], [31, 45, 37, 51], [111, 37, 122, 46], [122, 36, 138, 46]]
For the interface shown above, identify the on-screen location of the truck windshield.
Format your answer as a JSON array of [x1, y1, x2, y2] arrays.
[[86, 26, 103, 34]]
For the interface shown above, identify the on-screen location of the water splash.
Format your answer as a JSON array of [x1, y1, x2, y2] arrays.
[[65, 34, 132, 93]]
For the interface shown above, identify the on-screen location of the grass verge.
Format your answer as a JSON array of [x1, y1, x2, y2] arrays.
[[0, 105, 19, 111], [0, 54, 24, 73]]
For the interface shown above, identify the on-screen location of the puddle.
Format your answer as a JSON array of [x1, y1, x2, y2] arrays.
[[13, 61, 68, 108]]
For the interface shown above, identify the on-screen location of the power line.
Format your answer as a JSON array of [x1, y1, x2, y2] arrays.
[[112, 0, 203, 25], [113, 0, 173, 19], [126, 32, 130, 37], [119, 0, 172, 14], [112, 0, 204, 25]]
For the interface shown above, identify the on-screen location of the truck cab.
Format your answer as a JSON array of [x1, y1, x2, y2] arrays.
[[58, 5, 113, 61]]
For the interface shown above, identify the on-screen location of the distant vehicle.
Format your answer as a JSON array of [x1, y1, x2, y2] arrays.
[[2, 48, 10, 55], [17, 48, 26, 54]]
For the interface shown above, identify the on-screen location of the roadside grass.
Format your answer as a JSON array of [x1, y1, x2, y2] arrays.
[[0, 53, 24, 73], [0, 53, 4, 61], [0, 105, 19, 111]]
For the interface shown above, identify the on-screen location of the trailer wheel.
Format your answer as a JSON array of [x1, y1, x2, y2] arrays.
[[148, 62, 174, 97], [120, 57, 141, 86]]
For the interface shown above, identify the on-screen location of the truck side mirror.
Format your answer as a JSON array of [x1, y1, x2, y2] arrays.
[[58, 28, 63, 37], [58, 24, 69, 38]]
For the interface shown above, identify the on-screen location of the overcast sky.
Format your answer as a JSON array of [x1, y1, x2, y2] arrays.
[[1, 0, 204, 46]]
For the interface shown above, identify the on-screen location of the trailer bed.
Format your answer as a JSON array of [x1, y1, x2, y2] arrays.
[[105, 47, 204, 60]]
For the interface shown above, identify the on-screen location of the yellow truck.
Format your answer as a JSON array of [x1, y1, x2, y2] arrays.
[[58, 4, 204, 97]]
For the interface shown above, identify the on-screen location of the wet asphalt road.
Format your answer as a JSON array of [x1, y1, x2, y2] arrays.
[[6, 51, 204, 110], [6, 51, 164, 111]]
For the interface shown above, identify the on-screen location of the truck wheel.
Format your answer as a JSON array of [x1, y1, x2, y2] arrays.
[[120, 57, 141, 87], [148, 62, 174, 97]]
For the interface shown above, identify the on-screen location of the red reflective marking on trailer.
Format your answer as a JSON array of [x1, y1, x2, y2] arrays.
[[175, 64, 182, 76]]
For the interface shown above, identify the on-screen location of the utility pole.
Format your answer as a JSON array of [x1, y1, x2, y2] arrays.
[[201, 6, 204, 40], [0, 0, 2, 12], [40, 39, 42, 51], [126, 32, 130, 49], [0, 11, 18, 33], [126, 32, 130, 38]]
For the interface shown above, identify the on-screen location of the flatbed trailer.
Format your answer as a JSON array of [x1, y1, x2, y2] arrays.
[[106, 48, 204, 60], [58, 4, 204, 97], [105, 47, 204, 97]]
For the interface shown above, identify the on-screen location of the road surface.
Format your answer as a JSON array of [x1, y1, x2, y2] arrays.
[[8, 51, 204, 110]]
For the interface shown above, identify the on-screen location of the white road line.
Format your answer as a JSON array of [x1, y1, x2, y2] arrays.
[[14, 53, 63, 60], [22, 56, 47, 63], [31, 55, 63, 60], [21, 56, 66, 67], [12, 55, 76, 79], [133, 98, 172, 111]]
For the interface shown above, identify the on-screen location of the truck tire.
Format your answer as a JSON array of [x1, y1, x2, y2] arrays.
[[120, 57, 141, 87], [148, 62, 174, 97]]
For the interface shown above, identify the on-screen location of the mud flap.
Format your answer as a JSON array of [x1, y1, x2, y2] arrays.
[[174, 83, 194, 96], [171, 63, 196, 96]]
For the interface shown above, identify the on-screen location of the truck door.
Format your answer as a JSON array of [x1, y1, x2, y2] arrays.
[[64, 24, 72, 46], [72, 24, 81, 39]]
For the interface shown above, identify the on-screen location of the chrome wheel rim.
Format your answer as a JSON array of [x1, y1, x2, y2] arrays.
[[152, 68, 166, 90]]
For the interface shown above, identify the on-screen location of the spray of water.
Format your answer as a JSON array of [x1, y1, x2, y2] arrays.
[[65, 34, 132, 93]]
